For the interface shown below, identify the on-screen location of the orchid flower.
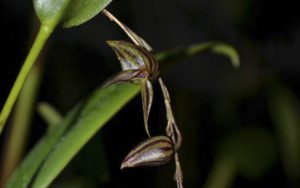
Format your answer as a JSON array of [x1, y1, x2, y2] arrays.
[[104, 40, 159, 137]]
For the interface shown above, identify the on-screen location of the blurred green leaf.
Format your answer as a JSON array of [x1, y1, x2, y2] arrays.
[[218, 127, 276, 179], [6, 41, 239, 188], [37, 102, 62, 130], [205, 127, 276, 188], [268, 87, 300, 179], [156, 41, 240, 72], [5, 104, 83, 188], [76, 133, 110, 184], [31, 83, 139, 188]]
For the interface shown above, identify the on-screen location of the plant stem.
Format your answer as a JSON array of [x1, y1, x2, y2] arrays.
[[0, 24, 53, 135], [102, 9, 152, 51], [0, 62, 43, 187]]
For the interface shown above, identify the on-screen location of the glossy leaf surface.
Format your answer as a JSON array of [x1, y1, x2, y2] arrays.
[[34, 0, 112, 28], [62, 0, 112, 28]]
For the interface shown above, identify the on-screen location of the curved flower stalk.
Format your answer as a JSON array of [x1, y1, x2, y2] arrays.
[[159, 78, 183, 188], [104, 40, 159, 137]]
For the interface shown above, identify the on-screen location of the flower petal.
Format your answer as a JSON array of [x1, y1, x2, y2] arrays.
[[107, 40, 145, 70], [141, 80, 153, 136], [103, 69, 141, 87]]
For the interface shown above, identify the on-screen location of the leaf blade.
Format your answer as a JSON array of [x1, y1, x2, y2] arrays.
[[62, 0, 112, 28], [5, 104, 83, 188], [34, 0, 112, 28], [156, 41, 240, 71], [31, 83, 139, 188]]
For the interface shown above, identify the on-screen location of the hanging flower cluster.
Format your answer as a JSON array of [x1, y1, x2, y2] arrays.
[[102, 9, 184, 188]]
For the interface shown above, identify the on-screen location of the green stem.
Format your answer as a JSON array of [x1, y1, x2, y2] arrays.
[[0, 24, 53, 135], [0, 63, 43, 187]]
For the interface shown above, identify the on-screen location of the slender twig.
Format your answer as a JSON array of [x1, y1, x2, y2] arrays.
[[159, 78, 184, 188]]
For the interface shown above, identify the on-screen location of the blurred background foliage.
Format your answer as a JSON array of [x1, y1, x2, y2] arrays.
[[0, 0, 300, 187]]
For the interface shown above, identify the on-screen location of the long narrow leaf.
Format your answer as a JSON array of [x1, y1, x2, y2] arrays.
[[32, 83, 139, 188], [156, 41, 240, 72], [5, 104, 83, 188]]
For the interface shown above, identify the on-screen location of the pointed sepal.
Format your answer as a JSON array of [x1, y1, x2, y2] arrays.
[[103, 69, 142, 88], [107, 40, 146, 70], [141, 80, 153, 136]]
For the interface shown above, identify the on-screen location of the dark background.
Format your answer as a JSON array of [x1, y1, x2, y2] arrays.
[[1, 0, 300, 187]]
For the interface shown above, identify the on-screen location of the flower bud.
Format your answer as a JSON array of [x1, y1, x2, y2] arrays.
[[121, 136, 174, 169]]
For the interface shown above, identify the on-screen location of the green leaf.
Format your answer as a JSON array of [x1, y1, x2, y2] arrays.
[[34, 0, 70, 27], [31, 83, 139, 188], [268, 86, 300, 179], [6, 42, 239, 188], [62, 0, 112, 28], [5, 104, 83, 188], [37, 102, 62, 132], [156, 41, 240, 72], [34, 0, 112, 28], [0, 0, 112, 134], [217, 127, 276, 179]]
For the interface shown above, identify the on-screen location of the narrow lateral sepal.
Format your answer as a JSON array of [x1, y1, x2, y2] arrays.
[[103, 69, 141, 88], [121, 136, 174, 169], [141, 80, 154, 137]]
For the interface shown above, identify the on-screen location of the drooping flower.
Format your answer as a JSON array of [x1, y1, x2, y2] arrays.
[[105, 40, 159, 136]]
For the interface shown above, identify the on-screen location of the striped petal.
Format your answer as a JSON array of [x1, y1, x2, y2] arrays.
[[106, 40, 159, 78], [103, 69, 142, 87], [107, 40, 146, 70], [141, 80, 153, 137], [121, 136, 174, 169]]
